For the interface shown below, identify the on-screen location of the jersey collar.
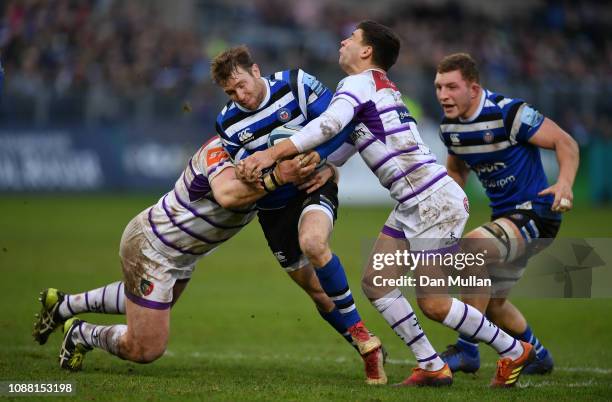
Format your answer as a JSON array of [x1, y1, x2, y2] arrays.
[[459, 88, 488, 123], [364, 67, 387, 75]]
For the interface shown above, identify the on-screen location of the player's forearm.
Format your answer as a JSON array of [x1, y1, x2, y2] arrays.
[[554, 135, 579, 187], [213, 178, 265, 209], [288, 98, 355, 154]]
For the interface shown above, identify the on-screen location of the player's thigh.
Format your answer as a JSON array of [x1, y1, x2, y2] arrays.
[[362, 232, 409, 299], [464, 218, 525, 263], [297, 180, 338, 244], [119, 214, 192, 311], [124, 297, 170, 352]]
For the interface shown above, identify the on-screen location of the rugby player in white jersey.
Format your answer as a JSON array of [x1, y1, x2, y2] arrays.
[[32, 136, 335, 370], [434, 53, 579, 375], [242, 20, 535, 387]]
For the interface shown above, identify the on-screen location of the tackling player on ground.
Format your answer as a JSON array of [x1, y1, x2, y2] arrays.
[[434, 53, 579, 375], [32, 137, 342, 370], [242, 20, 536, 388]]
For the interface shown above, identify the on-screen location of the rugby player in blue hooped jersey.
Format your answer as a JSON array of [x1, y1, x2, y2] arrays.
[[211, 46, 387, 385], [434, 53, 579, 375], [242, 20, 536, 388]]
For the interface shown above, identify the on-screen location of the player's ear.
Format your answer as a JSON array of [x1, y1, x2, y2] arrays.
[[251, 64, 261, 78], [469, 81, 480, 99], [361, 45, 373, 60]]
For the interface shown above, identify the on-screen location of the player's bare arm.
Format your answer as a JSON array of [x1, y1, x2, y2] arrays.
[[212, 157, 318, 209], [446, 154, 471, 188], [529, 118, 579, 212]]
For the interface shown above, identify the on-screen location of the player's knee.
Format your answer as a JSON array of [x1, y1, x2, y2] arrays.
[[122, 336, 167, 363], [417, 297, 448, 322], [299, 232, 329, 266], [129, 343, 166, 364]]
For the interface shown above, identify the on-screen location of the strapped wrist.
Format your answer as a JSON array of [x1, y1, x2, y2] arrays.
[[261, 172, 277, 192]]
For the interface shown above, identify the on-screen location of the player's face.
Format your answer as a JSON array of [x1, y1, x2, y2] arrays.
[[221, 65, 266, 111], [339, 29, 367, 73], [434, 70, 477, 119]]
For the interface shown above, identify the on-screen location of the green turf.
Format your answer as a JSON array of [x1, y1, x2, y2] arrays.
[[1, 195, 611, 401]]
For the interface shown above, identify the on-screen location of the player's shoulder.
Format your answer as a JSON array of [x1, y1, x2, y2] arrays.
[[335, 72, 373, 96], [217, 100, 238, 121], [196, 136, 231, 170], [271, 68, 325, 91], [484, 89, 525, 113], [337, 71, 373, 90], [333, 72, 376, 105]]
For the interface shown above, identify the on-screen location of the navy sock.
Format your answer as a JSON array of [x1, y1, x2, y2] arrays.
[[318, 308, 357, 350], [315, 254, 361, 328], [518, 325, 549, 360]]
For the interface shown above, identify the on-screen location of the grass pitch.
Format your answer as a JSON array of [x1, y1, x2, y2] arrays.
[[1, 195, 611, 401]]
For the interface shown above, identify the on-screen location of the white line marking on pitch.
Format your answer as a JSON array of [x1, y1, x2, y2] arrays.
[[162, 350, 612, 375]]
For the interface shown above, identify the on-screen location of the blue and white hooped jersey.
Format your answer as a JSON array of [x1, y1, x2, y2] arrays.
[[439, 89, 560, 220], [216, 69, 348, 209]]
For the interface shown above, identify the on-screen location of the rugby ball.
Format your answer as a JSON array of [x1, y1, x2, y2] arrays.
[[267, 125, 303, 147], [267, 125, 326, 168]]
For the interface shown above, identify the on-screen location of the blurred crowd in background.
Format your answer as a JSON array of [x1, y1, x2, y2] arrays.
[[1, 0, 611, 201]]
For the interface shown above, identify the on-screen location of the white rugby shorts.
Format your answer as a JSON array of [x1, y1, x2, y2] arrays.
[[382, 180, 469, 252], [119, 211, 194, 309]]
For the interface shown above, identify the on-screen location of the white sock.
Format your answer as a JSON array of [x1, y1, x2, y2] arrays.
[[373, 289, 445, 371], [442, 298, 523, 360], [73, 321, 127, 357], [59, 282, 125, 318]]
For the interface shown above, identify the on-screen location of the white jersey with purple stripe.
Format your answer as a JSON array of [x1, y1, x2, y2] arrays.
[[333, 69, 452, 207], [140, 137, 256, 268]]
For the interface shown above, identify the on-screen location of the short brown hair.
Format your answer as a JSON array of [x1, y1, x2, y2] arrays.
[[437, 53, 480, 83], [210, 45, 255, 86]]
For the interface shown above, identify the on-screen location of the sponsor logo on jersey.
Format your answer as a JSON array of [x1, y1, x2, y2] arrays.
[[474, 162, 506, 175], [276, 107, 291, 123], [206, 147, 228, 166], [139, 279, 154, 296], [450, 133, 461, 144], [350, 126, 368, 143], [463, 197, 470, 213], [483, 131, 494, 143], [482, 175, 516, 189], [399, 110, 411, 120], [237, 128, 254, 143]]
